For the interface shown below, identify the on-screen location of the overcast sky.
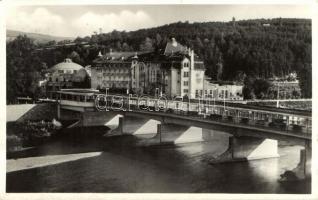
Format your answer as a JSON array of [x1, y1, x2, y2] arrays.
[[6, 5, 311, 37]]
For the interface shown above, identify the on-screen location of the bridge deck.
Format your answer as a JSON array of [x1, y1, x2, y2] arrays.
[[123, 110, 311, 141]]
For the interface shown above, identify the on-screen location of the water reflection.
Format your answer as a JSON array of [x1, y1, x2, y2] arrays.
[[6, 128, 310, 193]]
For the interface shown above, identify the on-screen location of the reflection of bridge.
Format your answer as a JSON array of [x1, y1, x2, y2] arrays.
[[56, 89, 312, 179]]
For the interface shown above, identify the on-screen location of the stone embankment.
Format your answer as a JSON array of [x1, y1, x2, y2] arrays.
[[6, 103, 59, 153], [7, 103, 58, 123]]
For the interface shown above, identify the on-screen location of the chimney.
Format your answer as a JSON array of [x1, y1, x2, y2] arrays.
[[191, 50, 194, 69], [110, 48, 113, 54], [98, 51, 103, 57]]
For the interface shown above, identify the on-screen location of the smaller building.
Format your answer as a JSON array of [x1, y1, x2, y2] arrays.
[[203, 79, 243, 100], [46, 58, 90, 98], [270, 80, 301, 99]]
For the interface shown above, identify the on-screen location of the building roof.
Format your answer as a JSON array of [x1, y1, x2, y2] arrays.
[[164, 38, 187, 55], [92, 38, 204, 66], [57, 89, 100, 96], [50, 58, 84, 72], [93, 51, 149, 64]]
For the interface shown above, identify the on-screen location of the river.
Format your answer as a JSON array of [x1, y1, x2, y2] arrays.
[[6, 127, 311, 193]]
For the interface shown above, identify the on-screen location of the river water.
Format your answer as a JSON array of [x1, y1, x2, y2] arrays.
[[6, 127, 311, 193]]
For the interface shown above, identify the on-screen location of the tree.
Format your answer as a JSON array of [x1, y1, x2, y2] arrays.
[[68, 51, 83, 65], [139, 37, 154, 51], [233, 71, 246, 84], [7, 35, 44, 103], [253, 79, 272, 99], [242, 76, 255, 100], [298, 64, 312, 98]]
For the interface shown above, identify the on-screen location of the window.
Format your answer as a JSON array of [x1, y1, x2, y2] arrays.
[[184, 62, 189, 68], [183, 89, 188, 93], [73, 70, 77, 73], [184, 72, 189, 77], [184, 81, 189, 86], [58, 70, 64, 74]]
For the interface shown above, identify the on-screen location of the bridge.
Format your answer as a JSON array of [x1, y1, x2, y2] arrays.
[[56, 89, 312, 179]]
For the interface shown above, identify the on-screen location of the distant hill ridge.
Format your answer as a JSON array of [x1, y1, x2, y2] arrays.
[[6, 29, 74, 44]]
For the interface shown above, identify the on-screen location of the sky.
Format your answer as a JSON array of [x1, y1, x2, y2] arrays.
[[6, 4, 312, 38]]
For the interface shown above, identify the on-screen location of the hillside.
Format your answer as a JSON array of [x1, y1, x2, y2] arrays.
[[6, 18, 312, 103], [6, 29, 74, 44], [60, 18, 311, 80]]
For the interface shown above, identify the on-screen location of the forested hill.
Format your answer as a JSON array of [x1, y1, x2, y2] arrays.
[[71, 18, 312, 97], [7, 18, 312, 103]]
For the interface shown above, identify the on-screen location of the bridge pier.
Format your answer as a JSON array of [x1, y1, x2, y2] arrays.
[[80, 111, 122, 129], [281, 140, 311, 180], [209, 136, 279, 163], [137, 124, 225, 146], [155, 123, 204, 144], [109, 116, 160, 136]]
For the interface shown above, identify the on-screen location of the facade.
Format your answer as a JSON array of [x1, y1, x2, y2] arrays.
[[91, 38, 243, 100], [91, 52, 133, 92], [92, 38, 206, 98], [270, 80, 301, 99], [203, 79, 243, 100], [46, 58, 89, 98]]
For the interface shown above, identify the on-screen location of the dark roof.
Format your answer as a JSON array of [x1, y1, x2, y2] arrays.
[[92, 39, 204, 66], [137, 51, 189, 63], [93, 51, 149, 64]]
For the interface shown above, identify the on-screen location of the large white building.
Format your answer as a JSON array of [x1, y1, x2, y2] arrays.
[[91, 38, 243, 100], [92, 38, 205, 99]]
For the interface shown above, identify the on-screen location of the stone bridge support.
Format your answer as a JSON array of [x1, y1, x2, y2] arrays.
[[137, 123, 226, 146], [286, 140, 312, 180], [80, 111, 122, 129], [209, 136, 279, 163], [109, 116, 160, 136], [153, 123, 204, 144]]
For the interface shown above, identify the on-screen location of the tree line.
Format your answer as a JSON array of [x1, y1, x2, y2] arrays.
[[6, 18, 312, 103]]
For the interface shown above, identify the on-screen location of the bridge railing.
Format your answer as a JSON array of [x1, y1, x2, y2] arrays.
[[58, 93, 311, 136], [95, 95, 312, 136]]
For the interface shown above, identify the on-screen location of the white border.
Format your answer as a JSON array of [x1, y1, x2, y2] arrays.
[[1, 0, 317, 200]]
